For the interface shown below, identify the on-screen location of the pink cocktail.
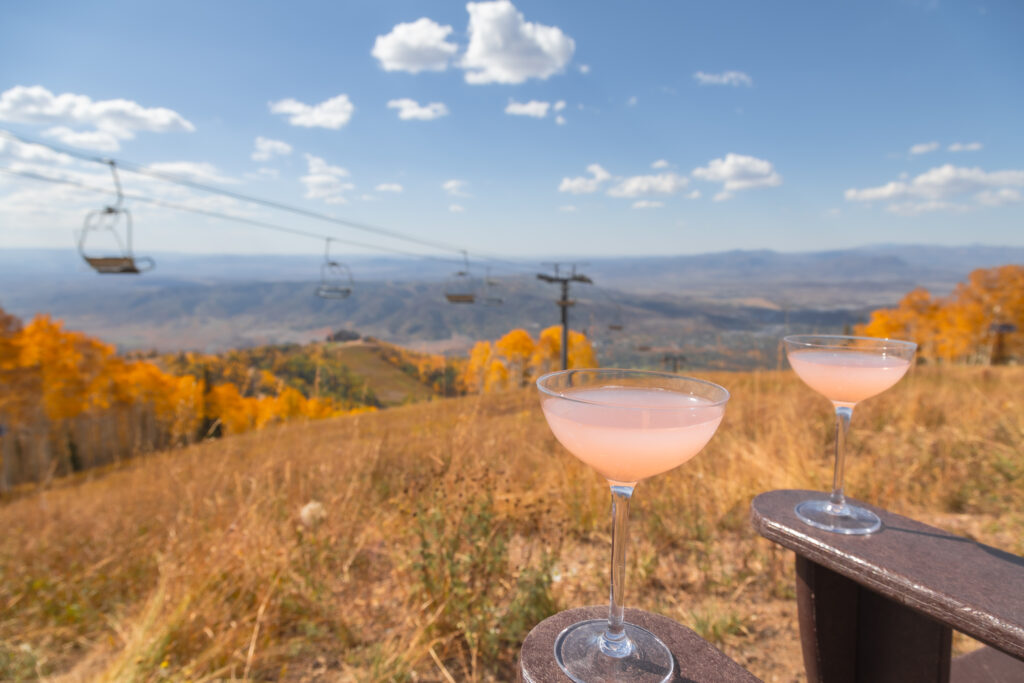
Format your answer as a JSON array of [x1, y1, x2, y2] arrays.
[[537, 370, 729, 683], [541, 387, 724, 484], [784, 335, 916, 534]]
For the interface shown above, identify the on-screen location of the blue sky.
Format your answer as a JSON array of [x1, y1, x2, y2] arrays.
[[1, 0, 1022, 262]]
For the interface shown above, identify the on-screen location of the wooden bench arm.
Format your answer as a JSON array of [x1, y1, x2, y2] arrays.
[[751, 490, 1024, 682]]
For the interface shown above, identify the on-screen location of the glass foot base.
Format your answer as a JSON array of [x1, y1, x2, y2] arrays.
[[795, 499, 881, 535], [554, 619, 674, 683]]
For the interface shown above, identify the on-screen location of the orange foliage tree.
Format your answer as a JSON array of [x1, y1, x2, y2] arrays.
[[857, 265, 1023, 364], [460, 326, 597, 394]]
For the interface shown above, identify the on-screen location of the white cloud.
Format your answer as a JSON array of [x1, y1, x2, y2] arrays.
[[372, 17, 458, 73], [845, 164, 1024, 212], [627, 96, 638, 106], [387, 98, 449, 121], [692, 153, 782, 197], [694, 71, 753, 87], [146, 161, 238, 185], [554, 100, 566, 111], [686, 189, 701, 199], [443, 179, 469, 196], [301, 153, 353, 204], [461, 0, 575, 84], [558, 163, 610, 194], [505, 99, 550, 118], [555, 115, 566, 125], [909, 141, 939, 155], [251, 136, 293, 161], [608, 172, 689, 198], [578, 64, 590, 74], [949, 141, 983, 152], [41, 127, 122, 152], [651, 159, 669, 169], [975, 188, 1022, 206], [0, 85, 194, 152], [887, 200, 963, 216], [269, 94, 354, 129], [375, 183, 404, 193], [0, 137, 74, 165], [449, 203, 465, 213], [632, 200, 663, 209], [558, 204, 577, 212]]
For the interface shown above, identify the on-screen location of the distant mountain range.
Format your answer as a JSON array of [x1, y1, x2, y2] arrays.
[[1, 244, 1020, 367]]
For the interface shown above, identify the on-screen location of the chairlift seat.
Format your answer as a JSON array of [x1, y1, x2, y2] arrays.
[[316, 256, 354, 300], [316, 284, 352, 299], [84, 256, 153, 275]]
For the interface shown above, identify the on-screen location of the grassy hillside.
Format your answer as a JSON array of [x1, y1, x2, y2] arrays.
[[328, 342, 438, 405], [1, 366, 1021, 681]]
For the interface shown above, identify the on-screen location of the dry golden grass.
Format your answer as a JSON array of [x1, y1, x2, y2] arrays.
[[1, 365, 1022, 682]]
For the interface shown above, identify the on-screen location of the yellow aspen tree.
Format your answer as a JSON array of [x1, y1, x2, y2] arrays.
[[495, 328, 535, 387], [484, 359, 509, 393]]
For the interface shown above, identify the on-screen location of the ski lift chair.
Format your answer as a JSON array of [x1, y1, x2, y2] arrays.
[[444, 251, 477, 304], [316, 239, 354, 299], [77, 161, 154, 274], [483, 268, 503, 306]]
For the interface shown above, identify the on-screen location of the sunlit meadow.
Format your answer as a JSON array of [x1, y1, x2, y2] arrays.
[[1, 365, 1022, 681]]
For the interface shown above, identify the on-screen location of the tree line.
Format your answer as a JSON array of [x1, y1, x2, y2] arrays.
[[856, 265, 1022, 364]]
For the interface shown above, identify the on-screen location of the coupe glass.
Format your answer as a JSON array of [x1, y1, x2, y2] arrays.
[[537, 369, 730, 683], [783, 335, 916, 534]]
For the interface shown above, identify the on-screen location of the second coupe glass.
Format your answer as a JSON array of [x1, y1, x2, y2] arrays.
[[784, 335, 916, 534]]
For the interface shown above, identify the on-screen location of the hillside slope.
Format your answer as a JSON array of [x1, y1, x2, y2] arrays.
[[1, 366, 1020, 681]]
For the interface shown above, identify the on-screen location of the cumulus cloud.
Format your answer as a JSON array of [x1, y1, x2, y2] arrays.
[[909, 141, 939, 155], [693, 71, 752, 87], [608, 172, 689, 198], [632, 200, 663, 209], [443, 179, 469, 196], [375, 183, 404, 193], [0, 85, 194, 152], [975, 188, 1021, 206], [387, 98, 449, 120], [0, 137, 75, 165], [627, 96, 638, 106], [146, 161, 238, 185], [651, 159, 669, 169], [372, 18, 458, 73], [40, 127, 121, 152], [554, 100, 566, 111], [844, 164, 1024, 213], [449, 203, 465, 213], [301, 153, 353, 204], [269, 95, 354, 129], [686, 189, 701, 199], [505, 99, 550, 118], [949, 141, 983, 152], [692, 154, 782, 198], [555, 115, 566, 125], [461, 0, 575, 84], [251, 136, 293, 161], [558, 164, 610, 194]]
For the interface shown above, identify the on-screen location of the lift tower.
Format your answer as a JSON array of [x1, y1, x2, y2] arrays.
[[537, 264, 593, 371]]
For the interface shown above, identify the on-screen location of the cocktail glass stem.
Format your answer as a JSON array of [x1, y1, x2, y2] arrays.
[[829, 405, 853, 508], [602, 484, 635, 658]]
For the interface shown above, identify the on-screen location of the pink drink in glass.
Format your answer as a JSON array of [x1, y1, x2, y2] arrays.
[[787, 350, 912, 406], [540, 387, 725, 484], [783, 334, 916, 535]]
